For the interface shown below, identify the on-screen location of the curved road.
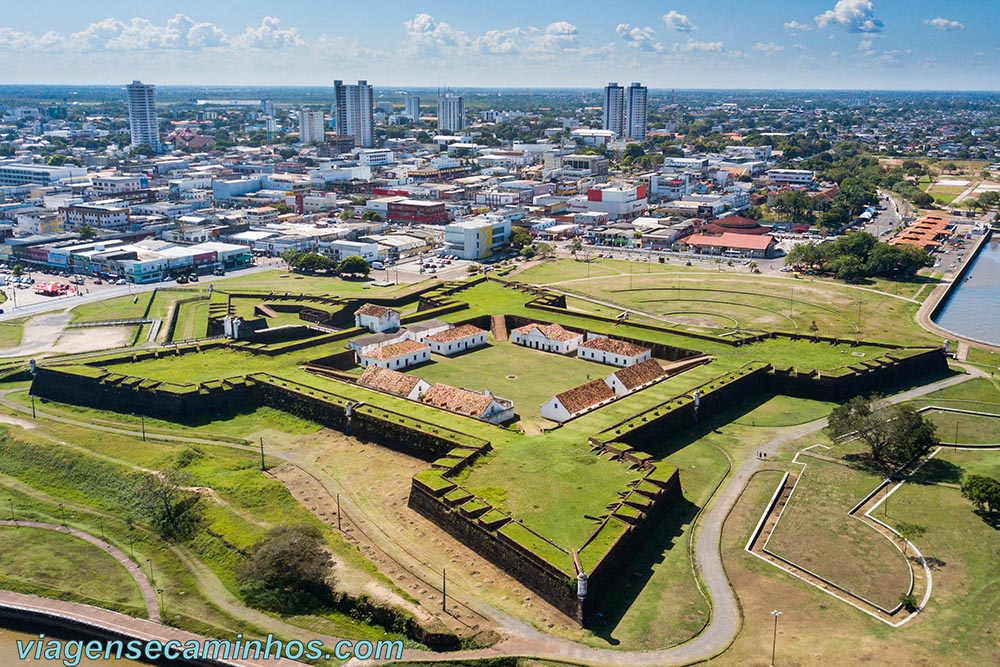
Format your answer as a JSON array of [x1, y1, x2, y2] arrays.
[[0, 366, 979, 666]]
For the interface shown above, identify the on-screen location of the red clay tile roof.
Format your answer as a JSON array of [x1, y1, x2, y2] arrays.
[[362, 339, 428, 361], [683, 232, 775, 251], [702, 215, 770, 236], [424, 324, 487, 344], [612, 358, 666, 391], [422, 384, 493, 417], [578, 336, 649, 357], [358, 366, 422, 397], [355, 303, 396, 318], [512, 322, 581, 342], [553, 379, 615, 415]]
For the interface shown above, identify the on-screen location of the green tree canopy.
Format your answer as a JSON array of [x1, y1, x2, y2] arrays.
[[337, 255, 370, 276], [236, 525, 336, 614]]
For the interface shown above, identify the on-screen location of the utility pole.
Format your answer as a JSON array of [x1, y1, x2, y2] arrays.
[[442, 568, 447, 612], [771, 609, 782, 666], [337, 493, 342, 531], [259, 437, 266, 471], [31, 394, 35, 419], [8, 497, 13, 522], [140, 413, 145, 441]]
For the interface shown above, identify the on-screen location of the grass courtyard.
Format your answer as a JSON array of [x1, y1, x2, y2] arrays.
[[402, 338, 622, 419], [766, 456, 911, 610]]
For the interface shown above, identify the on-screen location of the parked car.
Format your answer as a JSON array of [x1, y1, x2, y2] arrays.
[[115, 278, 127, 285], [176, 275, 189, 284], [189, 274, 199, 282]]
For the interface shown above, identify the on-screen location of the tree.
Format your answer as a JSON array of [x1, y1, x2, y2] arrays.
[[10, 264, 24, 278], [534, 242, 556, 258], [520, 245, 536, 259], [568, 238, 583, 256], [337, 255, 370, 276], [895, 522, 926, 557], [771, 190, 815, 223], [828, 395, 936, 468], [133, 469, 203, 541], [961, 475, 1000, 515], [236, 525, 336, 614], [361, 210, 382, 222], [78, 224, 98, 241], [339, 207, 354, 221], [509, 226, 532, 247]]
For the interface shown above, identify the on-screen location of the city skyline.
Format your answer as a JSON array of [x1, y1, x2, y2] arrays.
[[0, 1, 996, 91]]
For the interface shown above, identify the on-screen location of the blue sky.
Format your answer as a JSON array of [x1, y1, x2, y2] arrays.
[[0, 1, 995, 90]]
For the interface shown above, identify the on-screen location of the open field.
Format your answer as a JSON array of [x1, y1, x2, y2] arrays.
[[169, 297, 210, 341], [516, 259, 937, 346], [715, 451, 998, 667], [925, 410, 1000, 444], [905, 376, 1000, 415], [766, 457, 911, 610], [0, 526, 145, 615], [209, 269, 429, 297], [70, 291, 155, 323]]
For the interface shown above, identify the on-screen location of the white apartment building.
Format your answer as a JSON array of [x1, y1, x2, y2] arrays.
[[437, 93, 466, 132], [404, 94, 420, 120], [625, 82, 648, 141], [0, 163, 87, 187], [298, 109, 326, 145], [92, 175, 149, 195], [602, 82, 625, 138], [334, 80, 375, 148], [126, 80, 161, 151]]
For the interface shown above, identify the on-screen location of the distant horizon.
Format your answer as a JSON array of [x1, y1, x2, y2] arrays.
[[1, 2, 997, 90], [1, 84, 998, 95]]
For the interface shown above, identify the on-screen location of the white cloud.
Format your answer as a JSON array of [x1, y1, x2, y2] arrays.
[[815, 0, 884, 33], [752, 42, 785, 56], [857, 39, 876, 55], [616, 23, 664, 52], [783, 20, 812, 32], [673, 38, 723, 53], [232, 16, 303, 49], [403, 13, 469, 55], [662, 10, 696, 33], [793, 43, 807, 51], [924, 17, 964, 32]]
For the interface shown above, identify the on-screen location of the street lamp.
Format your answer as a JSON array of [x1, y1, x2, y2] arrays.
[[7, 497, 13, 522], [147, 558, 155, 586], [771, 609, 783, 666]]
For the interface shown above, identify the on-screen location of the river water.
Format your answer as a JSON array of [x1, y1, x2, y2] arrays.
[[934, 234, 1000, 346], [0, 625, 143, 666]]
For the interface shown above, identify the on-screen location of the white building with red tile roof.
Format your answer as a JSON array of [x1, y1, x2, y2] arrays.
[[423, 324, 488, 356], [577, 335, 652, 367], [604, 358, 667, 398], [357, 366, 430, 400], [357, 339, 430, 370], [540, 379, 615, 423], [510, 322, 584, 355], [354, 303, 401, 333], [422, 384, 514, 424]]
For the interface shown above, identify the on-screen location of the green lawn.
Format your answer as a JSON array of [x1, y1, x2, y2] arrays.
[[0, 316, 27, 350], [408, 339, 615, 418], [71, 291, 155, 323], [453, 437, 641, 550], [170, 297, 211, 341], [925, 410, 1000, 444], [732, 394, 835, 427], [516, 259, 938, 346], [905, 377, 1000, 415], [766, 457, 911, 610], [0, 526, 146, 615], [211, 269, 429, 298]]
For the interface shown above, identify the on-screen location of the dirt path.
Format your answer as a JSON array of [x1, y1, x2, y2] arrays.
[[0, 307, 132, 358]]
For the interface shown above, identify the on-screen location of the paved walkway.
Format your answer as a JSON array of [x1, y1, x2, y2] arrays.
[[0, 521, 159, 622]]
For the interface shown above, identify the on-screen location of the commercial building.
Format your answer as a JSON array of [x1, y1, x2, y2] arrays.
[[386, 199, 448, 225], [126, 80, 161, 152], [625, 82, 648, 141], [334, 80, 375, 148], [321, 239, 379, 263], [767, 169, 815, 185], [356, 149, 395, 167], [437, 93, 466, 132], [602, 82, 625, 138], [91, 175, 149, 195], [0, 163, 87, 187], [59, 201, 130, 231], [298, 109, 326, 145], [568, 184, 648, 220], [442, 216, 511, 260], [562, 154, 609, 176]]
